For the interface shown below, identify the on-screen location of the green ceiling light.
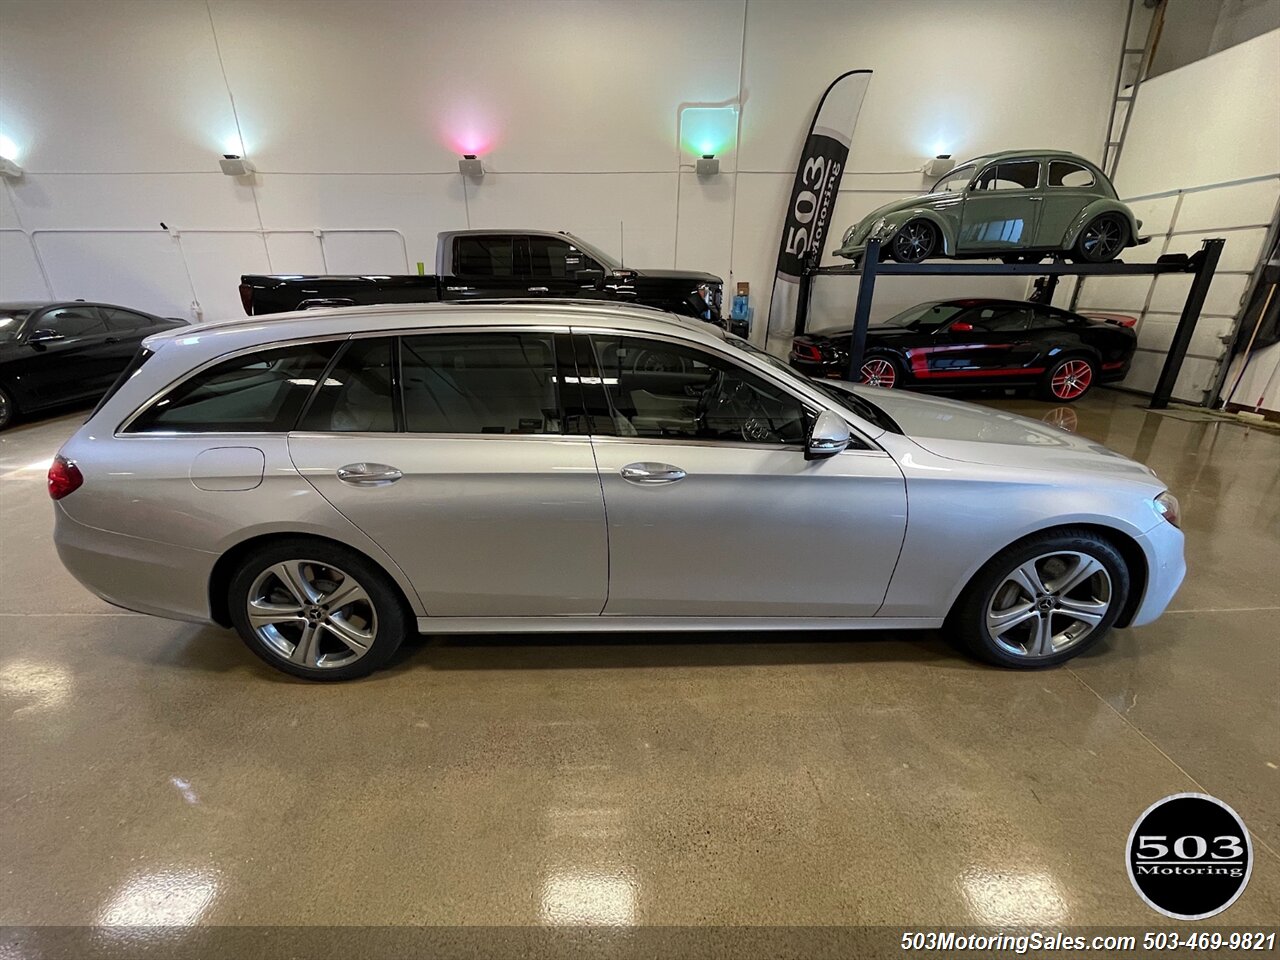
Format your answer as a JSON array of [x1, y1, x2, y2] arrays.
[[679, 106, 737, 159]]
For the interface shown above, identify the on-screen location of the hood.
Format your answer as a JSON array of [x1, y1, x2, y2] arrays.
[[624, 268, 722, 284], [840, 385, 1160, 483]]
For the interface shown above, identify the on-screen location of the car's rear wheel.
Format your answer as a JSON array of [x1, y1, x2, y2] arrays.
[[890, 220, 938, 263], [948, 528, 1129, 668], [228, 538, 410, 681], [1038, 355, 1097, 402], [0, 386, 14, 431], [858, 355, 901, 389], [1073, 214, 1128, 263]]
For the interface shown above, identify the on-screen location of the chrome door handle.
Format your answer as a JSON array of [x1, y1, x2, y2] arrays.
[[620, 462, 686, 485], [336, 462, 403, 486], [527, 286, 550, 293], [1028, 196, 1043, 201]]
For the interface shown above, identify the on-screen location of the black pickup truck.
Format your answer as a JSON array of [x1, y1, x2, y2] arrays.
[[239, 230, 723, 322]]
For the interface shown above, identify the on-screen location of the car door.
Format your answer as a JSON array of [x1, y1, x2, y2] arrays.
[[98, 306, 158, 374], [576, 330, 907, 617], [525, 234, 605, 300], [446, 234, 526, 301], [286, 329, 609, 617], [958, 160, 1044, 253], [1034, 160, 1098, 249], [923, 305, 1039, 380], [18, 305, 116, 405]]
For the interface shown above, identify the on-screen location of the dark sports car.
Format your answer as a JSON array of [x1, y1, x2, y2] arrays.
[[790, 298, 1136, 402], [0, 301, 186, 430]]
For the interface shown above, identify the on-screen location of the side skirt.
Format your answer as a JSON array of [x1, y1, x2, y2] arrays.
[[416, 616, 945, 634]]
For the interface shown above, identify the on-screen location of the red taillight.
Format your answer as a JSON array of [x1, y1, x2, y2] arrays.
[[793, 341, 823, 362], [47, 455, 83, 501], [238, 282, 253, 316]]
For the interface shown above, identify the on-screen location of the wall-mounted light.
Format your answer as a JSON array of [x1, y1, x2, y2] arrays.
[[696, 154, 720, 177], [219, 154, 255, 177], [0, 133, 22, 179], [458, 154, 484, 178], [923, 154, 955, 178], [0, 157, 22, 179]]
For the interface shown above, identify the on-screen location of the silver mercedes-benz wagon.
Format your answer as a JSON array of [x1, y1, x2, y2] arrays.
[[50, 302, 1184, 680]]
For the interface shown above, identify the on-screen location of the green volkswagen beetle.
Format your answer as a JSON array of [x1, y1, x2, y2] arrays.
[[835, 150, 1146, 265]]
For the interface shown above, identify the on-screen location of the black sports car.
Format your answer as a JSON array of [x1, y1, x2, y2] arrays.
[[790, 298, 1136, 402], [0, 301, 186, 430]]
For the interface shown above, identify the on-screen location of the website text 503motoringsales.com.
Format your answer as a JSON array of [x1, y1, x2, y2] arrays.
[[901, 930, 1278, 953]]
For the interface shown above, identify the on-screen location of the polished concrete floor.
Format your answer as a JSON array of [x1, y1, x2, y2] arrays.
[[1, 390, 1278, 946]]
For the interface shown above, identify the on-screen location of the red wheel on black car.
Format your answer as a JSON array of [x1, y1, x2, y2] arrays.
[[859, 356, 900, 389], [1038, 356, 1096, 402]]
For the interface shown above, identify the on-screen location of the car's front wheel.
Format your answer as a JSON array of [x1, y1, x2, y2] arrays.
[[0, 385, 14, 431], [1073, 214, 1128, 263], [858, 355, 901, 389], [889, 220, 938, 263], [948, 528, 1129, 668], [228, 538, 411, 681]]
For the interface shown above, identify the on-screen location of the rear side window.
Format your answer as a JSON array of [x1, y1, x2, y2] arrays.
[[454, 236, 514, 277], [400, 332, 561, 434], [101, 308, 152, 332], [297, 338, 396, 432], [1048, 161, 1095, 188], [127, 342, 340, 433]]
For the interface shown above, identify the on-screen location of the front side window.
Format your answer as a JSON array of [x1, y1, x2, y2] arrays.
[[454, 236, 514, 277], [527, 236, 599, 279], [1048, 161, 1095, 188], [297, 338, 396, 432], [400, 332, 561, 435], [972, 161, 1040, 192], [127, 342, 339, 433], [959, 306, 1034, 333], [884, 302, 967, 330], [934, 165, 975, 193], [588, 335, 807, 445]]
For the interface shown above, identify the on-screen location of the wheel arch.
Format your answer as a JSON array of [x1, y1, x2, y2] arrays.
[[1063, 200, 1139, 249], [208, 531, 420, 628], [887, 209, 956, 256], [946, 521, 1149, 629]]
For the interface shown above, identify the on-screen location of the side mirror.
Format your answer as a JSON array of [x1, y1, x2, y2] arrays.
[[576, 268, 606, 288], [949, 321, 975, 333], [805, 409, 851, 461], [27, 329, 64, 344]]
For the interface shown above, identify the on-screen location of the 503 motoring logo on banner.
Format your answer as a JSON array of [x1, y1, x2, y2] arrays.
[[777, 150, 845, 280]]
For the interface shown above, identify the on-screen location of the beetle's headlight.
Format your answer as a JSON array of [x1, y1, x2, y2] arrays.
[[1154, 491, 1181, 528], [871, 217, 892, 238], [842, 224, 857, 245]]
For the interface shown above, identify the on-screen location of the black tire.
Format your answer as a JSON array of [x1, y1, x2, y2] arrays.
[[228, 537, 411, 681], [1036, 354, 1098, 403], [947, 527, 1130, 669], [1073, 214, 1128, 263], [889, 220, 938, 263], [0, 385, 13, 431], [857, 353, 904, 390]]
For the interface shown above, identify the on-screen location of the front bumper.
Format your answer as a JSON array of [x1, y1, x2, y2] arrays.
[[1127, 518, 1186, 627], [54, 507, 217, 624]]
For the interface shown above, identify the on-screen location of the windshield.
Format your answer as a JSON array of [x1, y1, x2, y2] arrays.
[[0, 309, 32, 343], [722, 334, 899, 433], [883, 302, 966, 330], [562, 233, 621, 271], [933, 163, 977, 193]]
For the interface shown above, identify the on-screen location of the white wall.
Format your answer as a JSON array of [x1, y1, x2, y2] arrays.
[[1070, 28, 1280, 405], [2, 0, 1127, 337]]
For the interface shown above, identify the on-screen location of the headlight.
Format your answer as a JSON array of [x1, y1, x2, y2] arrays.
[[1154, 491, 1181, 528], [842, 224, 857, 245], [871, 217, 893, 238]]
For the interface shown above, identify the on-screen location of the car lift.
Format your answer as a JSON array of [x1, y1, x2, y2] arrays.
[[793, 237, 1224, 410]]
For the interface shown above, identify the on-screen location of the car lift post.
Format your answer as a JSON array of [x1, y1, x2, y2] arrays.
[[846, 238, 882, 380], [1149, 238, 1224, 410]]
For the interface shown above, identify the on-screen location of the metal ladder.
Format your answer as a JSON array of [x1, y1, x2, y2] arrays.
[[1103, 0, 1164, 180]]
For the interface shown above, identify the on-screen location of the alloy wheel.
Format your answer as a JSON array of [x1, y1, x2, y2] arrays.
[[1051, 359, 1093, 400], [859, 358, 897, 388], [246, 560, 378, 669], [892, 222, 935, 263], [985, 551, 1112, 660], [1081, 217, 1123, 261]]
